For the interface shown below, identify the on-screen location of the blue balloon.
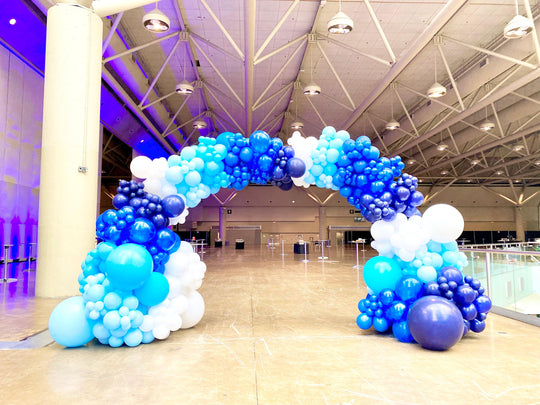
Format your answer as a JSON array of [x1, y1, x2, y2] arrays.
[[129, 218, 155, 244], [392, 321, 414, 343], [155, 228, 179, 252], [124, 329, 143, 347], [378, 289, 395, 307], [103, 243, 153, 291], [239, 147, 253, 163], [470, 319, 486, 333], [363, 256, 402, 294], [162, 195, 185, 218], [408, 296, 464, 351], [49, 296, 94, 347], [386, 301, 408, 321], [373, 316, 390, 332], [474, 295, 492, 313], [249, 130, 271, 153], [134, 272, 169, 307], [112, 193, 129, 209], [460, 303, 478, 321], [395, 277, 423, 303], [356, 313, 373, 330]]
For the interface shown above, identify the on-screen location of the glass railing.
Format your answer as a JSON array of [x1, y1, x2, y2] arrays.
[[460, 246, 540, 325]]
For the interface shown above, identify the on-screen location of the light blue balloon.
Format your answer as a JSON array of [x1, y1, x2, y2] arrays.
[[363, 256, 402, 294], [49, 296, 94, 347], [103, 243, 153, 291], [124, 329, 143, 347], [165, 166, 183, 184], [104, 292, 122, 310], [185, 171, 202, 187], [180, 146, 196, 160], [142, 331, 155, 344], [168, 154, 182, 167], [103, 310, 121, 330], [134, 272, 170, 307]]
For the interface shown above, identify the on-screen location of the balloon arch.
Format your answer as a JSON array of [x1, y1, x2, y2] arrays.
[[49, 127, 491, 351]]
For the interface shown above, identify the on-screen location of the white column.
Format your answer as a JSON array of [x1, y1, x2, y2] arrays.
[[36, 4, 103, 297], [514, 206, 526, 242], [219, 207, 227, 243], [318, 206, 327, 241]]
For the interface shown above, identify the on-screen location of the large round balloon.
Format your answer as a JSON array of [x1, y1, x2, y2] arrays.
[[134, 272, 170, 307], [407, 296, 464, 351], [103, 243, 153, 291], [180, 291, 205, 329], [363, 256, 402, 294], [49, 296, 94, 347], [422, 204, 464, 243]]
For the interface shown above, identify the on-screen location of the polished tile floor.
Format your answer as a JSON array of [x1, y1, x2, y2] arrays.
[[1, 244, 539, 405]]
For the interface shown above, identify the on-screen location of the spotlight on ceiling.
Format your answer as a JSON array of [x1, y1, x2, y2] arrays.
[[495, 170, 504, 175], [175, 80, 194, 95], [328, 11, 354, 34], [504, 14, 534, 39], [291, 121, 304, 130], [327, 0, 353, 34], [303, 82, 321, 96], [385, 119, 400, 130], [512, 144, 525, 152], [471, 159, 480, 165], [437, 144, 448, 152], [427, 82, 447, 98], [441, 170, 449, 175], [143, 7, 170, 33], [193, 119, 207, 129], [407, 159, 416, 165], [479, 120, 495, 131]]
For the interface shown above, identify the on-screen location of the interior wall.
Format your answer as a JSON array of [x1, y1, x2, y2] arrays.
[[178, 184, 540, 244], [0, 45, 43, 261]]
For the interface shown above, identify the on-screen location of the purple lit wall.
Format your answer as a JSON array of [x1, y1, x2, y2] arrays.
[[0, 44, 43, 262]]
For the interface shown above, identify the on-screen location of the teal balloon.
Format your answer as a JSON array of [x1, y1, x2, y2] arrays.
[[134, 272, 170, 307], [49, 296, 94, 347], [103, 243, 153, 291], [363, 256, 402, 294]]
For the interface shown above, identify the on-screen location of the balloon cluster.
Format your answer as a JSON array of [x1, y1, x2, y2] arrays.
[[357, 204, 492, 351], [48, 181, 206, 348], [287, 127, 423, 222], [424, 271, 492, 334]]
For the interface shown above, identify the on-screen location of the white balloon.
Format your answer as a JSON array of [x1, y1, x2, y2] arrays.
[[140, 315, 155, 332], [130, 156, 152, 179], [422, 204, 464, 243], [370, 220, 394, 241], [180, 291, 205, 329], [143, 177, 162, 195], [170, 295, 188, 314], [167, 315, 183, 331], [152, 324, 170, 340], [397, 248, 415, 262]]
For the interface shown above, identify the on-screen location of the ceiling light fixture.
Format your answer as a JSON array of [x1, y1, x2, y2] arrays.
[[176, 44, 193, 94], [471, 159, 480, 165], [441, 170, 449, 175], [495, 170, 504, 175], [291, 121, 304, 130], [386, 100, 400, 130], [513, 144, 524, 151], [427, 50, 446, 98], [437, 144, 448, 152], [504, 1, 534, 39], [479, 106, 495, 131], [303, 43, 321, 96], [9, 18, 16, 25], [407, 159, 416, 165], [175, 80, 194, 95], [143, 2, 170, 33], [327, 0, 354, 34], [193, 119, 207, 129]]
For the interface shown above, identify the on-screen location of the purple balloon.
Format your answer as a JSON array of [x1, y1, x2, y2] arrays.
[[161, 195, 185, 218], [408, 296, 463, 351], [286, 157, 306, 178]]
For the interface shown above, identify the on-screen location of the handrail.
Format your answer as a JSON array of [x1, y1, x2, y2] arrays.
[[460, 248, 540, 256]]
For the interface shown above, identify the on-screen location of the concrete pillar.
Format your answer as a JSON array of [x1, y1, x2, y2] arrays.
[[36, 4, 103, 297], [318, 206, 328, 242], [219, 207, 227, 243], [514, 206, 526, 242]]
